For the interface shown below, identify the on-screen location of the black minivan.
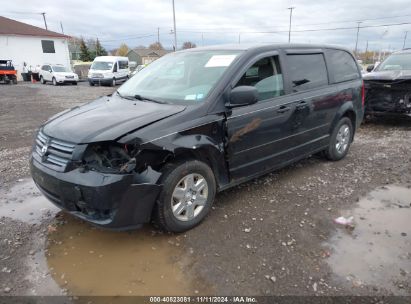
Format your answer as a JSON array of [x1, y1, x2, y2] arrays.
[[30, 44, 364, 232]]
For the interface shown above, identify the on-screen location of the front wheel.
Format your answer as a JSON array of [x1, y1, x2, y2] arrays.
[[324, 117, 353, 161], [40, 76, 45, 84], [52, 77, 57, 86], [153, 160, 216, 232]]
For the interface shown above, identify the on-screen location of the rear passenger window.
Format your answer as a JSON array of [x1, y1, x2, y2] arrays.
[[235, 56, 284, 102], [327, 50, 360, 83], [286, 54, 328, 92], [119, 61, 128, 69]]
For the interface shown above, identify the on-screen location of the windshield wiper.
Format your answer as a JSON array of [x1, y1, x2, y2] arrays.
[[116, 91, 167, 104], [133, 94, 167, 104], [116, 90, 133, 100]]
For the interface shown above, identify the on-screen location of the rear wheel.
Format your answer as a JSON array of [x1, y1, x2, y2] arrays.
[[153, 160, 216, 233], [324, 117, 353, 161]]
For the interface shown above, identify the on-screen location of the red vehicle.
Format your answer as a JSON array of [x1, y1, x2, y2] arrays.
[[0, 60, 18, 84]]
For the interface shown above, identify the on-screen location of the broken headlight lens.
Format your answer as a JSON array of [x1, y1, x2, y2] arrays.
[[82, 142, 137, 174]]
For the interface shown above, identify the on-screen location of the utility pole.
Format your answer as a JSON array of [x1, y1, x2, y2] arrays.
[[60, 21, 64, 34], [403, 31, 408, 49], [201, 33, 204, 46], [365, 40, 368, 63], [41, 12, 48, 30], [238, 32, 241, 44], [287, 7, 295, 43], [157, 27, 160, 44], [354, 21, 362, 56], [172, 0, 177, 51]]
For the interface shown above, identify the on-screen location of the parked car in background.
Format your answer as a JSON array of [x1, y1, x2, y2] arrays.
[[39, 64, 79, 85], [88, 56, 129, 86], [0, 60, 17, 84], [130, 64, 145, 77], [30, 44, 364, 232], [364, 49, 411, 117]]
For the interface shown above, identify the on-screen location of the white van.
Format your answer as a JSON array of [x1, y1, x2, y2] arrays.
[[88, 56, 129, 86]]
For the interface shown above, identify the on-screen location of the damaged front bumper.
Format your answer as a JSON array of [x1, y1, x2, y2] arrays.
[[365, 80, 411, 116], [30, 155, 162, 230]]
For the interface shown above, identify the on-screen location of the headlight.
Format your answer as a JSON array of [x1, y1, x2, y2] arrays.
[[82, 142, 137, 174]]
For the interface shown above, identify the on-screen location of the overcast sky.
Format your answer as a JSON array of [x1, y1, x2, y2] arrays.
[[3, 0, 411, 52]]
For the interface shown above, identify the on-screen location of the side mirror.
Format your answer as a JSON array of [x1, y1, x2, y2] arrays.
[[228, 86, 258, 107], [366, 65, 374, 73]]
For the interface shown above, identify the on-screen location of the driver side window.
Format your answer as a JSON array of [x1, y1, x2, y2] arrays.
[[235, 56, 284, 102]]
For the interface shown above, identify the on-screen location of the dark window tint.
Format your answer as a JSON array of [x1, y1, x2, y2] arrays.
[[236, 56, 284, 102], [119, 61, 128, 69], [41, 40, 55, 53], [287, 54, 328, 92], [327, 50, 360, 83]]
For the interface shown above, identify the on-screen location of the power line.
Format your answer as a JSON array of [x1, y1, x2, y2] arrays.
[[99, 34, 157, 43], [177, 14, 411, 32], [177, 21, 411, 34]]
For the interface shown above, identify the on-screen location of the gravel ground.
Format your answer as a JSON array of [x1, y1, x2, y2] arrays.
[[0, 82, 410, 298]]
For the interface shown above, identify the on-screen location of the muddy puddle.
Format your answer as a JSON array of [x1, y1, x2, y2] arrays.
[[0, 179, 59, 224], [326, 185, 411, 293], [46, 214, 210, 296]]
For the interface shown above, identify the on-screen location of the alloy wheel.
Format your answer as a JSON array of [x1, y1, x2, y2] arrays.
[[171, 173, 209, 221]]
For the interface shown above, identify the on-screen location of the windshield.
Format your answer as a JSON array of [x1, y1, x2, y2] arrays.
[[52, 66, 67, 72], [91, 61, 114, 71], [375, 53, 411, 71], [118, 50, 242, 104]]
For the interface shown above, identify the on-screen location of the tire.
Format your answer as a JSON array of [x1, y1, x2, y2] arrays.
[[72, 82, 77, 85], [52, 77, 57, 86], [111, 78, 116, 86], [153, 160, 216, 233], [89, 82, 94, 86], [40, 76, 45, 84], [324, 117, 353, 161], [12, 78, 17, 84]]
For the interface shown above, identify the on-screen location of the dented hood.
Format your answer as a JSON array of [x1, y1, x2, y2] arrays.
[[364, 70, 411, 81], [42, 95, 186, 143]]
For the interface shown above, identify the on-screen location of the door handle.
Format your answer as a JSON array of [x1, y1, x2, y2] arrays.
[[277, 105, 291, 113], [296, 101, 308, 110]]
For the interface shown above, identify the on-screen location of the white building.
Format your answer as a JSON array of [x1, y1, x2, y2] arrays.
[[0, 16, 71, 80]]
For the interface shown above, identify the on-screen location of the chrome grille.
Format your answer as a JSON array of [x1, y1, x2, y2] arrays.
[[35, 130, 75, 168], [91, 73, 103, 78]]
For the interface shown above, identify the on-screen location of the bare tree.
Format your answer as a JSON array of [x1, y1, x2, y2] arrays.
[[182, 41, 197, 49], [149, 42, 164, 51]]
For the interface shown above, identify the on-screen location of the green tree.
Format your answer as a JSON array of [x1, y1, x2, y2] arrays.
[[116, 43, 129, 56], [95, 38, 107, 57], [79, 38, 91, 62]]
